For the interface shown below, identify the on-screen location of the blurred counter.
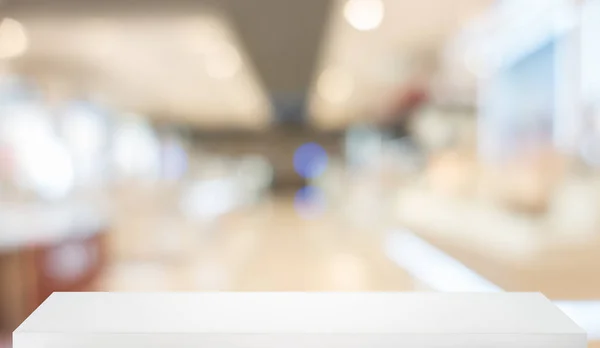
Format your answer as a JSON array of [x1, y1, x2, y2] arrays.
[[394, 186, 600, 298], [0, 202, 107, 251]]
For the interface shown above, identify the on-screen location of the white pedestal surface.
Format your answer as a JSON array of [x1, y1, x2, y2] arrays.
[[14, 292, 586, 348]]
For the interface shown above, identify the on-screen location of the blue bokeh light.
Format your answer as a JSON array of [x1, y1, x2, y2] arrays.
[[294, 185, 327, 219], [293, 142, 328, 179]]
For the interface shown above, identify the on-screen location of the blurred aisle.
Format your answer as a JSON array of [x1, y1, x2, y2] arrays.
[[97, 190, 417, 292]]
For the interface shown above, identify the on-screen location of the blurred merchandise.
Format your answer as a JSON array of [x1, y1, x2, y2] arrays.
[[0, 79, 73, 201], [0, 202, 108, 331], [59, 100, 111, 189], [111, 115, 161, 183], [160, 133, 189, 182], [0, 67, 110, 337]]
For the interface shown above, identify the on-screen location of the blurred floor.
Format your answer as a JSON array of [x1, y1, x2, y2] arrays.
[[97, 190, 418, 292], [87, 184, 600, 346]]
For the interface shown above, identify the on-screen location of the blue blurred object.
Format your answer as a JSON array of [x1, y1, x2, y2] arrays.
[[162, 140, 188, 180], [294, 185, 326, 219], [293, 142, 328, 179]]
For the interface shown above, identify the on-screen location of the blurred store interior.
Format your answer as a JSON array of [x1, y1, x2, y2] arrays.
[[1, 0, 600, 346]]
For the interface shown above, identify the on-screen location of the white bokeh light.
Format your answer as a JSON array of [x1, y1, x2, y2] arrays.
[[0, 18, 29, 59], [1, 107, 74, 200], [19, 136, 75, 200], [113, 119, 161, 180], [343, 0, 385, 32], [63, 109, 106, 155]]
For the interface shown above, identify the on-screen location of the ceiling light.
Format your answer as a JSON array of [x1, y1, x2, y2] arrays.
[[343, 0, 385, 32], [317, 67, 354, 104], [0, 18, 29, 59]]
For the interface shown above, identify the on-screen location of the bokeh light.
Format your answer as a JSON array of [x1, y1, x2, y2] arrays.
[[0, 18, 29, 59], [1, 106, 75, 200], [22, 138, 74, 200], [162, 139, 188, 181], [180, 179, 240, 221], [343, 0, 385, 32], [293, 142, 328, 179], [113, 118, 161, 180], [62, 103, 106, 155], [294, 185, 327, 219]]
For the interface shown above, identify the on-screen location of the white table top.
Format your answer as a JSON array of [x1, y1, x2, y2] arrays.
[[16, 292, 583, 335]]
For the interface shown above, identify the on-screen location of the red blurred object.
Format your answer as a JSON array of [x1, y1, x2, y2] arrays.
[[390, 87, 428, 118], [0, 334, 11, 348], [0, 227, 107, 336], [380, 81, 429, 128], [30, 230, 107, 310], [393, 88, 428, 115]]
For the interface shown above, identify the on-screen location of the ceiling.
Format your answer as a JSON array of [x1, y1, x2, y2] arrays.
[[6, 14, 273, 128], [0, 0, 492, 128], [309, 0, 494, 129], [2, 0, 332, 94]]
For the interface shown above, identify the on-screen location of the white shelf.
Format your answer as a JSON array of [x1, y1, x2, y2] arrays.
[[14, 293, 585, 348]]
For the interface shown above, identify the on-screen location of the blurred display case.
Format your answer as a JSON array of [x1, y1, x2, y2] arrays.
[[392, 0, 600, 312]]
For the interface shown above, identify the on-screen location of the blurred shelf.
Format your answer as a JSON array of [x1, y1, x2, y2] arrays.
[[0, 201, 109, 252], [394, 188, 600, 299], [0, 201, 109, 335], [406, 228, 600, 298]]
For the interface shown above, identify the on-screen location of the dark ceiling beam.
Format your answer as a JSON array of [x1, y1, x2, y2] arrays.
[[220, 0, 333, 95]]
